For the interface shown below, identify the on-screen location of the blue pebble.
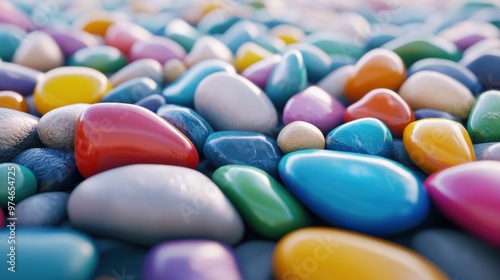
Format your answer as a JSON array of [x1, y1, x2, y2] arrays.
[[157, 104, 214, 154], [16, 192, 69, 227], [325, 118, 393, 158], [461, 50, 500, 91], [204, 131, 282, 176], [392, 139, 427, 182], [198, 15, 241, 35], [235, 241, 275, 280], [101, 77, 160, 104], [328, 54, 355, 72], [12, 148, 83, 192], [414, 109, 462, 122], [135, 94, 165, 112], [219, 20, 261, 53], [283, 43, 332, 83]]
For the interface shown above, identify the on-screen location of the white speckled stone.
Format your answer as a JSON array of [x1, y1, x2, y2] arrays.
[[13, 31, 64, 72], [184, 36, 234, 67], [317, 65, 355, 99], [277, 121, 325, 154], [109, 58, 163, 86]]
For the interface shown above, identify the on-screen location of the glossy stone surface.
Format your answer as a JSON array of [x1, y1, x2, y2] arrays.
[[219, 20, 261, 53], [241, 55, 280, 89], [317, 65, 355, 100], [16, 192, 68, 227], [235, 42, 273, 72], [164, 18, 202, 52], [481, 143, 500, 160], [0, 163, 37, 207], [277, 121, 325, 154], [414, 109, 461, 122], [235, 241, 275, 280], [440, 20, 500, 51], [13, 31, 64, 72], [344, 49, 406, 102], [105, 21, 152, 54], [283, 86, 345, 134], [403, 119, 476, 175], [345, 88, 414, 138], [135, 94, 165, 112], [0, 62, 43, 96], [467, 90, 500, 143], [143, 240, 242, 280], [45, 28, 100, 58], [273, 228, 446, 280], [204, 131, 282, 177], [306, 32, 364, 59], [68, 164, 244, 245], [0, 90, 28, 112], [399, 71, 475, 119], [129, 36, 186, 64], [283, 43, 332, 83], [33, 66, 111, 115], [195, 72, 278, 135], [270, 24, 304, 45], [163, 59, 235, 107], [75, 103, 199, 178], [101, 77, 159, 104], [212, 165, 310, 239], [279, 150, 429, 235], [0, 24, 26, 61], [425, 161, 500, 247], [68, 46, 127, 73], [109, 58, 163, 86], [185, 36, 234, 67], [0, 229, 98, 280], [461, 49, 500, 90], [265, 49, 307, 110]]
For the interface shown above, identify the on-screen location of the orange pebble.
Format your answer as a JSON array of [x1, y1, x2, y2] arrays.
[[0, 91, 29, 112]]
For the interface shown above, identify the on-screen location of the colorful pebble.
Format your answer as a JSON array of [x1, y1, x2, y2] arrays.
[[235, 241, 275, 280], [109, 58, 163, 87], [68, 46, 127, 73], [101, 77, 160, 104], [277, 121, 325, 154], [0, 90, 28, 112], [241, 54, 281, 89], [467, 90, 500, 143], [184, 36, 234, 67], [0, 163, 37, 207], [129, 36, 186, 65], [104, 21, 152, 55], [234, 41, 273, 72], [16, 192, 69, 227], [13, 31, 64, 72], [0, 62, 44, 96], [45, 28, 100, 58], [480, 143, 500, 161]]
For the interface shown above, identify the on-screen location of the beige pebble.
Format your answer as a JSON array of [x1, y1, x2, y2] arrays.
[[13, 31, 64, 72], [184, 36, 234, 67], [164, 59, 187, 83], [277, 121, 325, 154]]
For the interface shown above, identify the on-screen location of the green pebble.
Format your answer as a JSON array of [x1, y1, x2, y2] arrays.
[[212, 165, 310, 239], [0, 163, 37, 207], [306, 32, 364, 60], [467, 90, 500, 143], [68, 46, 127, 73]]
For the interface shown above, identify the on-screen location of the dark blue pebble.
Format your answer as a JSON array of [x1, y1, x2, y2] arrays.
[[235, 241, 275, 280], [0, 62, 44, 96], [134, 94, 165, 112], [414, 109, 462, 122], [196, 159, 217, 178], [461, 50, 500, 91], [101, 78, 160, 104], [16, 192, 69, 227]]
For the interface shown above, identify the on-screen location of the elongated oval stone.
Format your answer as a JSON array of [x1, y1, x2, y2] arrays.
[[105, 21, 152, 54], [279, 150, 429, 235], [101, 77, 160, 104], [109, 58, 163, 87], [0, 91, 28, 112], [129, 36, 186, 65], [68, 164, 244, 246], [16, 192, 68, 227], [0, 62, 43, 96], [0, 163, 37, 207], [212, 165, 310, 239], [185, 36, 234, 67], [195, 73, 278, 135], [467, 90, 500, 143], [274, 228, 447, 280], [46, 28, 100, 58], [241, 55, 280, 89], [0, 228, 98, 280], [68, 46, 127, 73]]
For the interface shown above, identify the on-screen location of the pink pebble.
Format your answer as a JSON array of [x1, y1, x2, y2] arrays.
[[129, 36, 186, 64], [241, 55, 281, 89], [0, 1, 33, 30], [105, 21, 152, 54]]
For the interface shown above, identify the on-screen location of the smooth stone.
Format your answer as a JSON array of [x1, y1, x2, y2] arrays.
[[33, 67, 111, 115], [101, 77, 159, 104], [317, 65, 355, 100], [414, 109, 462, 122], [0, 163, 37, 207], [412, 229, 500, 280], [13, 31, 64, 72], [220, 20, 261, 53], [407, 58, 482, 94], [399, 71, 476, 119], [143, 240, 242, 280], [467, 90, 500, 143], [204, 131, 282, 176], [305, 32, 364, 59], [344, 48, 406, 103], [109, 58, 163, 87], [212, 165, 310, 239], [283, 43, 332, 83], [481, 143, 500, 160], [68, 164, 244, 245], [196, 10, 240, 35], [163, 59, 236, 107], [74, 12, 122, 37], [163, 58, 187, 83], [0, 108, 43, 162], [473, 142, 498, 159], [92, 239, 148, 280], [0, 24, 26, 61], [16, 192, 68, 227], [382, 35, 462, 67], [0, 62, 44, 96], [235, 42, 273, 72], [104, 21, 152, 54], [326, 118, 393, 158], [279, 150, 429, 235], [75, 103, 199, 178], [164, 18, 203, 52], [194, 72, 278, 135], [424, 161, 500, 247], [157, 104, 214, 154], [45, 28, 100, 58], [68, 46, 127, 73], [273, 228, 446, 280], [135, 94, 165, 112], [277, 121, 325, 154], [462, 49, 500, 90], [265, 49, 307, 110], [241, 55, 280, 89], [0, 1, 33, 30], [12, 148, 82, 192], [439, 20, 499, 51], [129, 36, 186, 64], [365, 28, 401, 51], [403, 119, 476, 175], [37, 104, 89, 150], [283, 86, 345, 134], [392, 139, 428, 181], [0, 90, 28, 112], [269, 24, 304, 44], [253, 34, 286, 53], [462, 38, 500, 58], [345, 88, 414, 138], [329, 54, 355, 71], [184, 36, 234, 67], [235, 241, 275, 280], [0, 229, 98, 280]]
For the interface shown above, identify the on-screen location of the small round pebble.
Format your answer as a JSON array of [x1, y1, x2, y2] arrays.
[[277, 121, 325, 154]]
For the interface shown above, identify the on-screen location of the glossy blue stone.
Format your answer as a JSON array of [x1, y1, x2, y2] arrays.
[[278, 149, 430, 235], [220, 20, 262, 53], [365, 33, 398, 51], [328, 54, 355, 72], [461, 50, 500, 91], [325, 118, 393, 158], [0, 228, 98, 280], [204, 131, 282, 176], [101, 77, 160, 104], [157, 104, 214, 154], [162, 59, 235, 107], [408, 58, 483, 94], [135, 94, 166, 112], [253, 35, 283, 53], [0, 24, 26, 61], [16, 192, 69, 227], [414, 108, 462, 122], [12, 148, 83, 192], [197, 14, 240, 35], [265, 49, 307, 110], [283, 43, 332, 83], [0, 62, 44, 96], [392, 139, 427, 182]]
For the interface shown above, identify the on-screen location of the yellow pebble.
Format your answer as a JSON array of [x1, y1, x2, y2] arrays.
[[235, 42, 273, 72], [270, 24, 305, 45], [74, 12, 124, 37]]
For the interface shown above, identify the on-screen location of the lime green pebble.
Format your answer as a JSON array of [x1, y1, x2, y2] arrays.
[[0, 163, 37, 207]]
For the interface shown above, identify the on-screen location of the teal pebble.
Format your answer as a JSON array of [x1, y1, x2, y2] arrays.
[[101, 77, 160, 104]]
